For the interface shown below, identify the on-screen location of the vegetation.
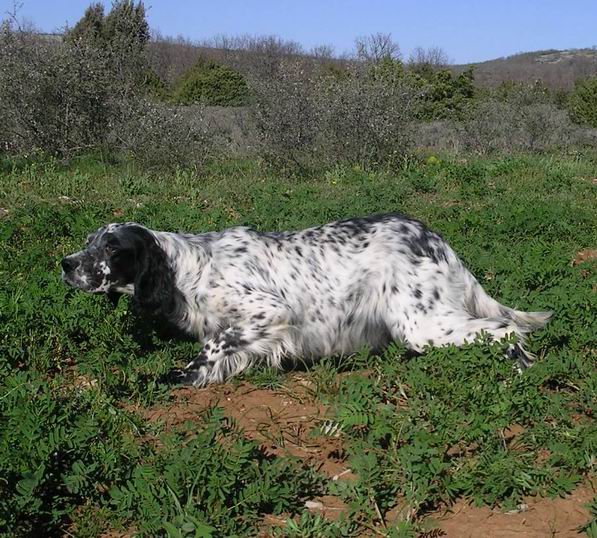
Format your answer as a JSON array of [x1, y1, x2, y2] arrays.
[[0, 152, 595, 535], [171, 58, 249, 106], [569, 77, 597, 128], [1, 4, 595, 169], [0, 2, 595, 536]]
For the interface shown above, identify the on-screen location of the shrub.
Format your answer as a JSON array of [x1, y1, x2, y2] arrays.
[[172, 58, 249, 106], [0, 1, 153, 159], [568, 77, 597, 127], [109, 100, 215, 169], [316, 65, 420, 168], [251, 61, 421, 169], [463, 99, 581, 153], [0, 24, 120, 157], [412, 66, 476, 121], [250, 61, 320, 168], [142, 68, 170, 100], [0, 5, 217, 167]]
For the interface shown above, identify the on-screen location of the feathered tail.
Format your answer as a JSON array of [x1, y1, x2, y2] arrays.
[[463, 273, 552, 367]]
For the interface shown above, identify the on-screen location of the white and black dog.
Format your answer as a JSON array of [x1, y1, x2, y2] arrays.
[[61, 214, 552, 386]]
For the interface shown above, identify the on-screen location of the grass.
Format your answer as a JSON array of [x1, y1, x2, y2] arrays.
[[0, 152, 595, 536]]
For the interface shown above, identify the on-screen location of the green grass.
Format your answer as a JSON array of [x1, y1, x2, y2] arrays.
[[0, 152, 595, 536]]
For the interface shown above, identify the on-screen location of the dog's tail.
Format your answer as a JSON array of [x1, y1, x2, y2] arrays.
[[462, 271, 552, 367]]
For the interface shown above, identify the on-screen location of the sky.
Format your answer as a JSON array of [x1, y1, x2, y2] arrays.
[[3, 0, 596, 64]]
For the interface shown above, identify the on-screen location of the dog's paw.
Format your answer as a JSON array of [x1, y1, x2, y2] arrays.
[[158, 368, 196, 386]]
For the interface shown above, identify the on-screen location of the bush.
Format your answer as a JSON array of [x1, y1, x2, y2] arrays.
[[463, 99, 581, 153], [250, 61, 320, 168], [109, 100, 215, 168], [316, 65, 420, 167], [142, 68, 170, 100], [568, 77, 597, 127], [251, 61, 421, 169], [0, 1, 151, 159], [0, 24, 121, 157], [415, 67, 475, 120], [0, 4, 218, 167], [172, 58, 249, 106]]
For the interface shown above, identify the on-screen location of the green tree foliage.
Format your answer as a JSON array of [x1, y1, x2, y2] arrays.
[[103, 0, 150, 56], [66, 0, 149, 84], [406, 66, 475, 120], [568, 77, 597, 127], [143, 68, 169, 100], [363, 58, 475, 121], [368, 56, 405, 84], [172, 58, 249, 106], [65, 2, 105, 44]]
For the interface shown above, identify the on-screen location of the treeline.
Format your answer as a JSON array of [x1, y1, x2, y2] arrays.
[[0, 1, 596, 170]]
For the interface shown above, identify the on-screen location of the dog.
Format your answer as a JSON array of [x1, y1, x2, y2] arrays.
[[61, 213, 552, 386]]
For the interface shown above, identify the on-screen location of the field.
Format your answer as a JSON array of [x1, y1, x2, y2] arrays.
[[0, 153, 596, 537]]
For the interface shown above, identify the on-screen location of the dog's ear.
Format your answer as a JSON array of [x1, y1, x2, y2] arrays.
[[130, 228, 178, 318]]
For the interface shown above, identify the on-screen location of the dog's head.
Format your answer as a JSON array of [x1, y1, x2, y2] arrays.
[[61, 223, 178, 315]]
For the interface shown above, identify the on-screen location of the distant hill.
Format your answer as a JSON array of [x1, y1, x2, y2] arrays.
[[453, 48, 597, 89], [34, 32, 597, 90]]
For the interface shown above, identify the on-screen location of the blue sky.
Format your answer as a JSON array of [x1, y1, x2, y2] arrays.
[[4, 0, 596, 64]]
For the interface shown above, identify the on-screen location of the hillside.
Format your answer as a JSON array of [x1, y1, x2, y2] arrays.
[[453, 48, 597, 89]]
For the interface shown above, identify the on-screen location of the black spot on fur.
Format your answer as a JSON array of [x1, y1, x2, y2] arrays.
[[405, 228, 447, 264]]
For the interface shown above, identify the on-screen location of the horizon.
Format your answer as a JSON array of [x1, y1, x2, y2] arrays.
[[2, 0, 597, 64]]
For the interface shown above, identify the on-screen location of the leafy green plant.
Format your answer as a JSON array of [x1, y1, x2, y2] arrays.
[[569, 77, 597, 127], [0, 151, 595, 535], [172, 58, 249, 106]]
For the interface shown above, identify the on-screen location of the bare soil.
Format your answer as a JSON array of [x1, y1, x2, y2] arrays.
[[139, 376, 353, 480], [429, 485, 594, 537], [572, 248, 597, 266], [135, 379, 594, 537]]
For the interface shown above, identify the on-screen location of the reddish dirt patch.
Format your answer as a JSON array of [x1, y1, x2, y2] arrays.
[[100, 530, 135, 538], [572, 249, 597, 266], [429, 485, 594, 538], [139, 376, 353, 479], [136, 385, 594, 537]]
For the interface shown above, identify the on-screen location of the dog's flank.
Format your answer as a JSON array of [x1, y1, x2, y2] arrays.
[[61, 213, 552, 386]]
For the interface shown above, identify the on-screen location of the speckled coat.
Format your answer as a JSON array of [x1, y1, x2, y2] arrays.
[[61, 213, 552, 386]]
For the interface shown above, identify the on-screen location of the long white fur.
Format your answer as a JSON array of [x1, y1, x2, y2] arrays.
[[64, 214, 552, 386]]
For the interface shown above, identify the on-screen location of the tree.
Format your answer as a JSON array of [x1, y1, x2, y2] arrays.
[[355, 33, 401, 63], [66, 1, 150, 86], [408, 46, 450, 76], [65, 2, 104, 44], [103, 0, 149, 52], [568, 77, 597, 127]]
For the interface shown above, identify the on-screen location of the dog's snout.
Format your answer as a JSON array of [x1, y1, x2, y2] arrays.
[[61, 257, 79, 273]]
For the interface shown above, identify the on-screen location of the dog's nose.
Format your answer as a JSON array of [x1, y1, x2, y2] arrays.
[[61, 257, 79, 272]]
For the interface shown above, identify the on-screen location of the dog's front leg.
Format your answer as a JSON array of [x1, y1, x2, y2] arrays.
[[164, 324, 290, 387]]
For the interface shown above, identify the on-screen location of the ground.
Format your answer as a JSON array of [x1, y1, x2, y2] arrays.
[[0, 153, 595, 536], [133, 377, 595, 537]]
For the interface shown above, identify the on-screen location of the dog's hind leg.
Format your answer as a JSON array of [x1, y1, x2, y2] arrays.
[[389, 312, 531, 364]]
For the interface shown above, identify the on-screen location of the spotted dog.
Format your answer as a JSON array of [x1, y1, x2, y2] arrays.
[[61, 214, 552, 386]]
